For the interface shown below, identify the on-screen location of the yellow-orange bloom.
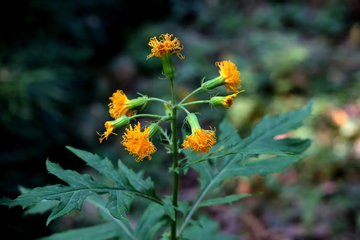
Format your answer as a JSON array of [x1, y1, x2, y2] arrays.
[[108, 90, 136, 119], [97, 121, 117, 143], [147, 33, 184, 60], [182, 128, 217, 155], [216, 60, 242, 93], [210, 93, 238, 108], [223, 94, 236, 108], [121, 122, 157, 162]]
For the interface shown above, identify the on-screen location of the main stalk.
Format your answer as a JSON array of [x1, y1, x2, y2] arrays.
[[169, 78, 179, 240]]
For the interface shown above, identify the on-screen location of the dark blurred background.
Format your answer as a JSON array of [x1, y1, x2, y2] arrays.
[[1, 0, 360, 239]]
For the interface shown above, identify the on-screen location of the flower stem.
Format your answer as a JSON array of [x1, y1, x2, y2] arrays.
[[129, 114, 164, 119], [181, 100, 210, 106], [148, 97, 172, 106], [177, 104, 191, 115], [179, 87, 203, 105], [169, 78, 179, 240]]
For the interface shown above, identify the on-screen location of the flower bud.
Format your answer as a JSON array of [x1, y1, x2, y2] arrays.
[[185, 113, 201, 133], [201, 76, 225, 91], [148, 123, 161, 139], [127, 95, 148, 111], [112, 115, 131, 129]]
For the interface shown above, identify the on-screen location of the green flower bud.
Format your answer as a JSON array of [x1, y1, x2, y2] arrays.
[[128, 95, 148, 110], [185, 113, 201, 133], [148, 123, 161, 139]]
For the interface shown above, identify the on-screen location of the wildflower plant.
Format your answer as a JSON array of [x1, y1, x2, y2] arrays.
[[1, 33, 313, 240]]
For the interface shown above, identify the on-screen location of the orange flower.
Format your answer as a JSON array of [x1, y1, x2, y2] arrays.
[[216, 61, 242, 93], [97, 121, 117, 143], [146, 33, 184, 60], [97, 116, 130, 143], [121, 122, 157, 162], [223, 94, 235, 108], [182, 128, 217, 155], [210, 93, 238, 108], [108, 90, 136, 119]]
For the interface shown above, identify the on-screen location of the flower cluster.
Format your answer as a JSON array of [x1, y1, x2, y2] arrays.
[[97, 33, 244, 161]]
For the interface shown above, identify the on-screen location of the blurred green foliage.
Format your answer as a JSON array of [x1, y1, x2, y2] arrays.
[[1, 0, 360, 239]]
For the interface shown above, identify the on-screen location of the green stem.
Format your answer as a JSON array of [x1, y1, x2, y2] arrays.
[[181, 100, 210, 106], [169, 78, 179, 240], [148, 97, 172, 106], [129, 114, 164, 119], [177, 104, 191, 115], [179, 87, 203, 105]]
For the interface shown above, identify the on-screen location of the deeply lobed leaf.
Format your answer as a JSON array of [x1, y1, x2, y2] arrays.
[[0, 147, 162, 226], [178, 100, 314, 236]]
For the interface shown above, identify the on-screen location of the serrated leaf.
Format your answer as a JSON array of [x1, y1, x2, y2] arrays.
[[198, 193, 261, 208], [46, 191, 95, 225], [86, 195, 136, 239], [252, 138, 311, 154], [178, 100, 313, 236], [241, 99, 313, 148], [163, 196, 176, 221], [66, 146, 130, 189], [135, 203, 166, 240], [40, 194, 136, 240], [23, 200, 59, 216], [1, 148, 163, 226], [178, 147, 299, 171], [182, 215, 237, 240], [178, 201, 190, 217], [38, 222, 125, 240], [106, 191, 135, 224], [117, 160, 161, 203]]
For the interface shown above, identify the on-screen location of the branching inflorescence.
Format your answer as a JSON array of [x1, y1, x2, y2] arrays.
[[0, 32, 314, 240], [98, 33, 244, 161]]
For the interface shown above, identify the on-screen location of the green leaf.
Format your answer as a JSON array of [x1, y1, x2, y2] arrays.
[[0, 147, 162, 226], [251, 138, 311, 154], [220, 155, 304, 179], [135, 203, 166, 240], [198, 193, 261, 208], [86, 195, 135, 239], [40, 194, 137, 240], [23, 200, 59, 216], [67, 146, 161, 204], [177, 201, 190, 217], [178, 100, 313, 236], [65, 146, 130, 189], [38, 222, 124, 240], [163, 196, 176, 221], [106, 191, 135, 224], [241, 99, 314, 148], [178, 147, 299, 171], [182, 215, 237, 240]]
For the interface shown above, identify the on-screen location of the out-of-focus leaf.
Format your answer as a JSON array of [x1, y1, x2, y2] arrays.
[[135, 203, 166, 240], [163, 196, 176, 221], [178, 100, 313, 236], [38, 222, 125, 240], [198, 193, 262, 208], [182, 215, 237, 240]]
